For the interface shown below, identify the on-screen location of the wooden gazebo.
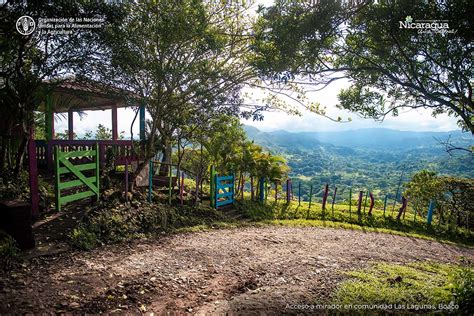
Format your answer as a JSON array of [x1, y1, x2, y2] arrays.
[[28, 79, 145, 217]]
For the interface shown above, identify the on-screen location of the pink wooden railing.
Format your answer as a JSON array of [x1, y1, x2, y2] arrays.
[[34, 139, 138, 170]]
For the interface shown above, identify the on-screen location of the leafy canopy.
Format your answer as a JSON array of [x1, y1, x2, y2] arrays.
[[252, 0, 474, 133]]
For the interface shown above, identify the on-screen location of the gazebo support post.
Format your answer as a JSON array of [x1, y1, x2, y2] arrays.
[[28, 126, 39, 218], [45, 93, 54, 170], [112, 104, 118, 141], [68, 109, 74, 140], [139, 103, 146, 141]]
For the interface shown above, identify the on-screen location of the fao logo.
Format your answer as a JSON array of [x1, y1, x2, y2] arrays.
[[16, 16, 35, 35]]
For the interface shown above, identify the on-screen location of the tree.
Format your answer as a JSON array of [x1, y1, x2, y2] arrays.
[[253, 0, 474, 134], [96, 0, 257, 189], [0, 0, 123, 174], [405, 170, 474, 229]]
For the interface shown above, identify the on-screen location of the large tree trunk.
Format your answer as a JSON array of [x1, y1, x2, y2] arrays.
[[159, 138, 172, 176]]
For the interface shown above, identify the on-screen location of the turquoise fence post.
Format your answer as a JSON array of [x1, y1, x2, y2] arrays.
[[383, 195, 388, 217], [427, 200, 435, 224], [148, 160, 153, 202], [259, 177, 265, 202]]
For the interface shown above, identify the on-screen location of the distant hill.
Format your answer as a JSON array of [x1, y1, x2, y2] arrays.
[[243, 126, 471, 152], [242, 125, 473, 200]]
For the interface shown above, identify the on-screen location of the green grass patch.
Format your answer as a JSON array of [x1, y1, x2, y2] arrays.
[[236, 198, 474, 246], [333, 262, 473, 313]]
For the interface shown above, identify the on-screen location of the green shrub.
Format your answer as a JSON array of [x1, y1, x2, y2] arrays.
[[452, 266, 474, 314], [70, 226, 99, 250], [0, 230, 21, 271], [69, 198, 227, 250]]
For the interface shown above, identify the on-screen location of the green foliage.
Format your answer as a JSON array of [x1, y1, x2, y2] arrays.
[[0, 230, 21, 271], [0, 170, 30, 200], [70, 226, 99, 250], [179, 115, 290, 195], [452, 266, 474, 313], [100, 0, 256, 171], [244, 127, 473, 211], [253, 0, 474, 133], [405, 171, 474, 230], [69, 197, 228, 249], [333, 262, 470, 312]]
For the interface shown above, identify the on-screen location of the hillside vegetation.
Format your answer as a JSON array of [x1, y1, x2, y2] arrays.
[[244, 126, 473, 202]]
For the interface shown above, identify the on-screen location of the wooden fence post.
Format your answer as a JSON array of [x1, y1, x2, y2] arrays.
[[125, 158, 129, 201], [349, 187, 352, 219], [195, 174, 199, 205], [250, 176, 254, 201], [298, 182, 301, 206], [322, 183, 329, 210], [241, 176, 245, 201], [180, 172, 184, 205], [357, 191, 363, 214], [309, 184, 313, 210], [148, 160, 153, 202], [331, 187, 337, 218], [383, 195, 388, 218], [168, 165, 172, 205], [210, 165, 215, 208], [28, 130, 39, 218], [286, 179, 291, 203], [363, 190, 369, 214], [368, 192, 374, 215]]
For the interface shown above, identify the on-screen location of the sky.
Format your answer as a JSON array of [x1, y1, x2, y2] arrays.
[[54, 0, 460, 137], [55, 76, 459, 138]]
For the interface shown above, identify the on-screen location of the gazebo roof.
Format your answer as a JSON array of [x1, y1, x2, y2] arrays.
[[37, 79, 140, 113]]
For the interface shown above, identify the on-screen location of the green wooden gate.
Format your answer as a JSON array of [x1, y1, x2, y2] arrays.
[[54, 145, 100, 211]]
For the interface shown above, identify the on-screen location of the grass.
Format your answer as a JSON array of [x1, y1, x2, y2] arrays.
[[235, 197, 474, 246], [332, 261, 473, 313]]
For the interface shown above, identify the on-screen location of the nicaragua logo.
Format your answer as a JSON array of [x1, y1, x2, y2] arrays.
[[399, 16, 453, 34], [16, 15, 36, 35]]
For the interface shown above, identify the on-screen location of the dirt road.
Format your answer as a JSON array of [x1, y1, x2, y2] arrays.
[[1, 226, 472, 314]]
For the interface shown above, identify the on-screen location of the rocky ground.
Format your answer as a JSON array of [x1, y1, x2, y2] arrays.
[[1, 226, 472, 314]]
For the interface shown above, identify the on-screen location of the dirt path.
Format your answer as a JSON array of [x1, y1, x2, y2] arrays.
[[1, 226, 472, 314]]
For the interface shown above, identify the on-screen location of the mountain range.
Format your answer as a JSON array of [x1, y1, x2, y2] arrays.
[[243, 126, 473, 200]]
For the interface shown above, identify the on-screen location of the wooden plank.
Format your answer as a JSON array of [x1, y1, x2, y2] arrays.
[[217, 175, 233, 181], [216, 199, 233, 207], [217, 191, 233, 198], [59, 190, 96, 205], [59, 158, 98, 194], [58, 163, 96, 174], [59, 149, 96, 158], [217, 183, 233, 189], [59, 177, 97, 190]]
